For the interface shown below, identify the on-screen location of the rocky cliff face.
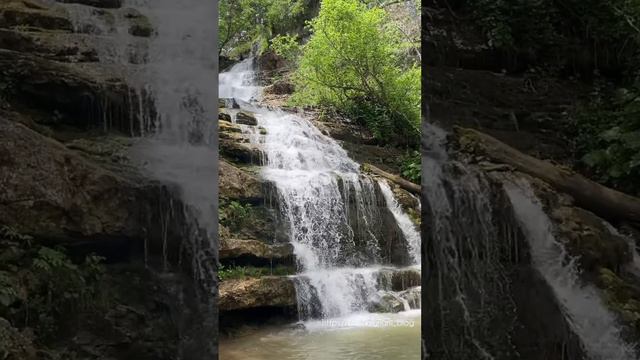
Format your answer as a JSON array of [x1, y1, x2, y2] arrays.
[[423, 3, 640, 358], [0, 1, 215, 358]]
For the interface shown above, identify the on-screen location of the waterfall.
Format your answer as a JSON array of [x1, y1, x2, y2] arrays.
[[422, 120, 638, 359], [220, 58, 421, 321], [505, 179, 638, 360], [378, 180, 421, 264]]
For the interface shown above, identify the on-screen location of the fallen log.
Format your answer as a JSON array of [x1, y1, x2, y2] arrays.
[[454, 126, 640, 225], [363, 163, 421, 195]]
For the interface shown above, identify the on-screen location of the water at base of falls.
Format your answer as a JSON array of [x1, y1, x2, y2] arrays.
[[220, 311, 421, 360], [220, 59, 421, 324]]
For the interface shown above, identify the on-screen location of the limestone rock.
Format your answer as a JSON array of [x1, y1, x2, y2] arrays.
[[0, 117, 150, 241], [378, 267, 422, 291], [220, 238, 293, 261], [219, 98, 239, 109], [56, 0, 123, 8], [219, 277, 296, 311], [220, 138, 263, 164], [0, 0, 72, 32], [219, 111, 232, 122], [235, 111, 257, 126], [219, 160, 263, 202], [0, 49, 141, 133], [124, 9, 153, 37]]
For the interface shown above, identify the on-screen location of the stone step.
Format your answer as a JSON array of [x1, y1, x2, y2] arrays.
[[220, 239, 294, 263]]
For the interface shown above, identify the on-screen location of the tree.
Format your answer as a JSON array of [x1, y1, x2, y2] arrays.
[[218, 0, 306, 57], [291, 0, 421, 144]]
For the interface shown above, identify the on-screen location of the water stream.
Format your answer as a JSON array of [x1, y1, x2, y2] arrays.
[[504, 179, 638, 360], [219, 59, 421, 357]]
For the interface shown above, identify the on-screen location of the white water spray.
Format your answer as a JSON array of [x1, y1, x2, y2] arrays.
[[378, 180, 421, 264], [505, 179, 637, 360], [220, 58, 421, 320]]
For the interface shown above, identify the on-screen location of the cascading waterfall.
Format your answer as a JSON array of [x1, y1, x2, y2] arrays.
[[504, 179, 638, 360], [55, 0, 218, 356], [379, 180, 421, 264], [422, 120, 638, 359], [220, 58, 421, 321]]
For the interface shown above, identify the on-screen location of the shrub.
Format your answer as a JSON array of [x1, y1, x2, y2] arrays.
[[576, 85, 640, 194], [219, 201, 252, 230], [290, 0, 421, 145], [0, 226, 107, 340]]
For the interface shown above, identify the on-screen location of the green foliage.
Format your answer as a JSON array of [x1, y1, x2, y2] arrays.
[[291, 0, 420, 145], [219, 201, 252, 230], [576, 85, 640, 194], [0, 226, 107, 340], [270, 34, 301, 62], [218, 264, 295, 281], [219, 0, 307, 57], [400, 150, 421, 183], [466, 0, 640, 73]]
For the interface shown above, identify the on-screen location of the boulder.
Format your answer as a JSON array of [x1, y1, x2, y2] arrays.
[[220, 238, 293, 261], [126, 13, 153, 37], [235, 111, 257, 126], [219, 277, 296, 311], [219, 160, 263, 203], [218, 111, 232, 123], [370, 293, 406, 313], [551, 206, 631, 271], [219, 138, 264, 165]]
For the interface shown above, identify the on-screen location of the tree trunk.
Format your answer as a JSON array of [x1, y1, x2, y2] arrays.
[[364, 163, 421, 195], [454, 126, 640, 225]]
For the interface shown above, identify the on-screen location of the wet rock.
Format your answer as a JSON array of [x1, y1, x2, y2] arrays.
[[220, 138, 264, 165], [0, 117, 155, 242], [370, 293, 405, 313], [219, 111, 232, 122], [236, 111, 257, 126], [378, 267, 421, 291], [219, 97, 239, 109], [56, 0, 123, 8], [0, 49, 141, 133], [551, 206, 631, 271], [220, 238, 293, 261], [125, 9, 154, 37], [399, 286, 421, 309], [0, 0, 73, 31], [219, 160, 263, 203], [264, 78, 294, 95], [597, 268, 640, 333], [219, 277, 296, 311]]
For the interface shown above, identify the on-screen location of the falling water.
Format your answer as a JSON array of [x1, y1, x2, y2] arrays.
[[378, 180, 421, 264], [220, 58, 421, 320], [505, 179, 638, 360]]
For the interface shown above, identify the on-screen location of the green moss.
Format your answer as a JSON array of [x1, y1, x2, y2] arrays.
[[218, 265, 295, 281], [597, 267, 640, 332]]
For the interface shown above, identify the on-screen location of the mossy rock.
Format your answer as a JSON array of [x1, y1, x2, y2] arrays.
[[597, 267, 640, 332], [121, 8, 153, 37], [552, 206, 631, 272], [0, 0, 73, 31]]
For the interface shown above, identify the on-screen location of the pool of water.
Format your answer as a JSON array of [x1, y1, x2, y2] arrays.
[[220, 311, 421, 360]]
